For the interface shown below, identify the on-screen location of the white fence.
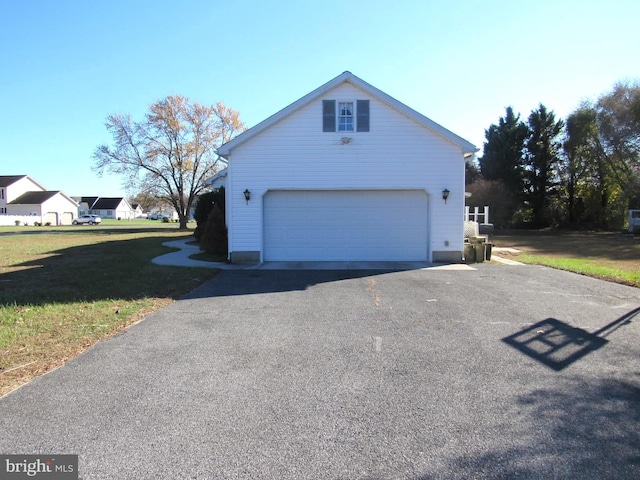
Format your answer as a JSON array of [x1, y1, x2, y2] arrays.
[[464, 206, 490, 224], [0, 215, 43, 226]]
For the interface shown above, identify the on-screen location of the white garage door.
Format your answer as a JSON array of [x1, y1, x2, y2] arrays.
[[264, 190, 428, 261]]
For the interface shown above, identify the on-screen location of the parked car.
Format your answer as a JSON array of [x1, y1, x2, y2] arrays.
[[73, 214, 102, 225]]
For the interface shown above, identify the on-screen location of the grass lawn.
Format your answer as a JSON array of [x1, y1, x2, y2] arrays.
[[493, 230, 640, 288], [0, 222, 217, 397]]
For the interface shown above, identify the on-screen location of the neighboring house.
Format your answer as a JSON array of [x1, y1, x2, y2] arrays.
[[216, 71, 477, 264], [75, 196, 135, 220], [206, 168, 228, 191], [8, 191, 79, 225], [131, 203, 144, 218], [75, 197, 99, 216], [0, 175, 46, 214], [0, 175, 78, 225], [90, 197, 134, 220]]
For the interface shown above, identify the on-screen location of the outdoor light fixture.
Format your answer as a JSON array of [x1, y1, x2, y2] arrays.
[[442, 188, 450, 203], [243, 189, 251, 204]]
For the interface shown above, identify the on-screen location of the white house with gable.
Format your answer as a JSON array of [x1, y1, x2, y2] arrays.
[[0, 175, 78, 225], [216, 71, 477, 264]]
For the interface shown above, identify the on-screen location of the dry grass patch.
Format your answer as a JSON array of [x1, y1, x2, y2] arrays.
[[493, 230, 640, 287]]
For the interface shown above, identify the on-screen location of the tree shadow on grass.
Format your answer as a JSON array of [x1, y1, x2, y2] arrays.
[[0, 233, 216, 308], [1, 235, 388, 307]]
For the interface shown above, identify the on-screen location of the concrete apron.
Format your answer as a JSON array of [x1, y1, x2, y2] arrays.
[[253, 261, 476, 271], [154, 239, 477, 271]]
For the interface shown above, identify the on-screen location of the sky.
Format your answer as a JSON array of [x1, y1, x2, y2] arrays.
[[1, 0, 639, 198]]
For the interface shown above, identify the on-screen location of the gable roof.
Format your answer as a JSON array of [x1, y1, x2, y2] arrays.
[[0, 175, 47, 190], [205, 168, 228, 186], [9, 191, 65, 205], [74, 196, 99, 206], [0, 175, 27, 187], [92, 197, 129, 210], [217, 71, 477, 157]]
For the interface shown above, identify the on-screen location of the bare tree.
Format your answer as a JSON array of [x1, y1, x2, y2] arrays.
[[93, 95, 245, 229]]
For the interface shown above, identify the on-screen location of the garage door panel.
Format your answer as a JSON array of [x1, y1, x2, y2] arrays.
[[264, 190, 428, 261]]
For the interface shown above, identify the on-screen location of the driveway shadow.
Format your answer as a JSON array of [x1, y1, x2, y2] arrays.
[[502, 307, 640, 370], [181, 269, 389, 299]]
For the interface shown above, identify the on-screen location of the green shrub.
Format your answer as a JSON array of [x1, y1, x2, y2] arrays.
[[199, 205, 227, 256], [194, 188, 225, 241]]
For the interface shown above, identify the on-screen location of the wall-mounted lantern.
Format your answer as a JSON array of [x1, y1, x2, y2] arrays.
[[243, 189, 251, 204], [442, 188, 450, 204]]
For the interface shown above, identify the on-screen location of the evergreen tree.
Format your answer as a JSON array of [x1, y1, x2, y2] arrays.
[[465, 158, 481, 185], [193, 187, 225, 241], [200, 205, 228, 256], [524, 104, 564, 226], [478, 107, 529, 202]]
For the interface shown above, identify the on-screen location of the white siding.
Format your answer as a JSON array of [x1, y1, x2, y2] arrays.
[[8, 193, 78, 224], [227, 82, 465, 262], [6, 177, 45, 203], [9, 204, 43, 216]]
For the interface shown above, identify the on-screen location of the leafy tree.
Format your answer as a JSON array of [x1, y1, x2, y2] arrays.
[[93, 95, 245, 229], [562, 104, 609, 227], [478, 107, 529, 205], [595, 81, 640, 206], [559, 81, 640, 228], [524, 104, 564, 226]]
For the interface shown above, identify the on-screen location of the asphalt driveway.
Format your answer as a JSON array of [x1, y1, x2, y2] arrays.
[[1, 264, 640, 479]]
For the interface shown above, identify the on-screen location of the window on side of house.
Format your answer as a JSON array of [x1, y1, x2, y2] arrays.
[[338, 102, 354, 132], [323, 99, 370, 133]]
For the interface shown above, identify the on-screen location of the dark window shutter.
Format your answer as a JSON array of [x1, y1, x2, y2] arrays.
[[357, 100, 369, 132], [323, 100, 336, 132]]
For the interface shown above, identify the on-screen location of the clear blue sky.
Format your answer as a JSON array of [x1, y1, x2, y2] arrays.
[[1, 0, 638, 198]]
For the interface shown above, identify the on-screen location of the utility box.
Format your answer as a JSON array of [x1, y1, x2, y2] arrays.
[[630, 210, 640, 233]]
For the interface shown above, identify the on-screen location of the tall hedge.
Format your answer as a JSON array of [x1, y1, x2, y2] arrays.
[[199, 205, 228, 256], [193, 187, 225, 241]]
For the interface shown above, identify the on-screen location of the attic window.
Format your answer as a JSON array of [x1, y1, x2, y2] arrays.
[[338, 102, 354, 131], [323, 100, 369, 133]]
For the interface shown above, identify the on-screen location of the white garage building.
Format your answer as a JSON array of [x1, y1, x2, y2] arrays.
[[216, 71, 476, 264]]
